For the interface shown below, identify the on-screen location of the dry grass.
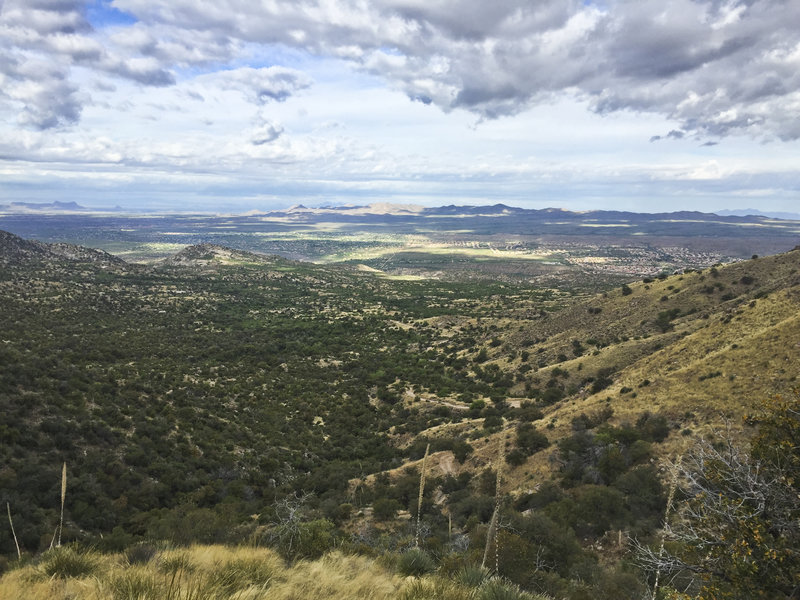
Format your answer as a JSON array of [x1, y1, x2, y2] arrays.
[[0, 546, 406, 600]]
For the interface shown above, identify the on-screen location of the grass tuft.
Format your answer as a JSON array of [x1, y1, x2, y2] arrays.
[[37, 546, 101, 580], [207, 556, 277, 593], [456, 565, 490, 588], [124, 542, 158, 566], [398, 576, 475, 600], [477, 577, 540, 600], [108, 567, 159, 600], [398, 548, 437, 577]]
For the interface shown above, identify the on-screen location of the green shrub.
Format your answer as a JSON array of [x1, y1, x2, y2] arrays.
[[125, 541, 158, 565], [38, 546, 100, 579], [478, 577, 539, 600], [506, 449, 527, 466], [398, 548, 437, 577], [456, 564, 490, 587], [294, 519, 336, 560], [373, 497, 402, 522], [515, 423, 549, 456]]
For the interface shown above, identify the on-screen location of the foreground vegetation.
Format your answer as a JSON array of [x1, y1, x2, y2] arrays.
[[1, 231, 799, 598], [0, 544, 544, 600]]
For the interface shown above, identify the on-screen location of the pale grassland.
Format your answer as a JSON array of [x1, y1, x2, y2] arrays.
[[0, 545, 550, 600], [0, 545, 399, 600], [320, 245, 557, 264]]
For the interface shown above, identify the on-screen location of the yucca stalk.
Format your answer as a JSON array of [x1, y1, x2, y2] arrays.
[[482, 426, 505, 571], [6, 502, 21, 559], [58, 461, 67, 547], [652, 454, 682, 600], [448, 513, 452, 542], [415, 443, 430, 548], [481, 505, 499, 570]]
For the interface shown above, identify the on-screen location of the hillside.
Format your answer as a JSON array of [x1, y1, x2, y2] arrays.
[[1, 231, 798, 599], [158, 243, 286, 268], [399, 249, 800, 494], [0, 230, 124, 266]]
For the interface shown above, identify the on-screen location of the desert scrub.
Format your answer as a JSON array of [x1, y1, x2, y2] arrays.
[[399, 576, 475, 600], [124, 541, 158, 566], [456, 565, 490, 588], [398, 548, 437, 577], [477, 577, 542, 600], [36, 546, 103, 579]]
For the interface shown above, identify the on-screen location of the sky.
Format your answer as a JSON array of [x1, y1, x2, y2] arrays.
[[1, 0, 799, 213]]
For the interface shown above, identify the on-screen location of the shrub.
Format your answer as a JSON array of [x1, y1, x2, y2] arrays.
[[483, 415, 503, 430], [506, 449, 527, 466], [398, 548, 437, 577], [294, 519, 336, 560], [124, 541, 158, 566], [399, 576, 473, 600], [37, 546, 101, 579], [373, 497, 402, 521], [515, 423, 549, 456], [516, 402, 543, 422], [540, 387, 563, 405], [635, 412, 670, 442], [457, 565, 490, 587], [478, 577, 539, 600]]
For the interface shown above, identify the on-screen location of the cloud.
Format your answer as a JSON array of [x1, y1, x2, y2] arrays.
[[0, 0, 182, 128], [107, 22, 239, 68], [213, 67, 312, 105], [107, 0, 800, 141], [2, 0, 799, 146], [0, 51, 83, 129], [251, 123, 283, 145], [97, 55, 175, 86], [2, 0, 91, 35]]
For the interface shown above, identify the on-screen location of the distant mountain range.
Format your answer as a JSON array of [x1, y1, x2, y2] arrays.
[[716, 208, 800, 220], [3, 201, 799, 221], [0, 201, 88, 212], [269, 202, 800, 221]]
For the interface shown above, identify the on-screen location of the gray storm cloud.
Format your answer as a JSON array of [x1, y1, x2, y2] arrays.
[[2, 0, 799, 140], [109, 0, 800, 141]]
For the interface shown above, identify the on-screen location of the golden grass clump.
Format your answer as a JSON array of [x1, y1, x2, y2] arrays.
[[267, 551, 402, 599], [0, 545, 408, 600]]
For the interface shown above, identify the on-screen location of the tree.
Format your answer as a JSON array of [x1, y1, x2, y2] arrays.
[[635, 396, 800, 599]]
